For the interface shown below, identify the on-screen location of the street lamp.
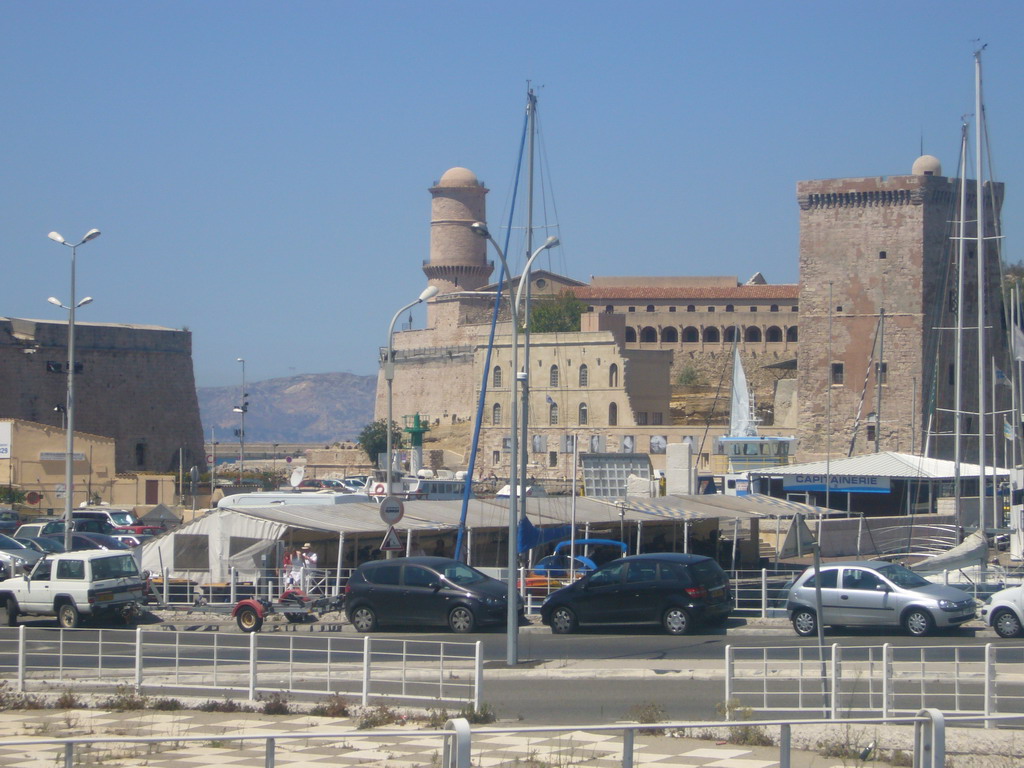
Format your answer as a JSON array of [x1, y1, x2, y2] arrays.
[[233, 358, 248, 484], [47, 228, 101, 551], [385, 285, 440, 498], [471, 221, 559, 666]]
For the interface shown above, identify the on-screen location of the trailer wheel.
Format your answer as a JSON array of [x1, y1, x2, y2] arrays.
[[236, 605, 264, 633]]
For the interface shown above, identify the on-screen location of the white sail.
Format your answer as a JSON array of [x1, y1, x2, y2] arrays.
[[729, 345, 757, 437]]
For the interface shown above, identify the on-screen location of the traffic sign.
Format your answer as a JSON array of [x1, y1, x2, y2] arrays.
[[379, 496, 405, 526], [380, 526, 403, 552]]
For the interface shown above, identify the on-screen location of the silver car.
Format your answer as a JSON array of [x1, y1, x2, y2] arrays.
[[785, 560, 976, 637]]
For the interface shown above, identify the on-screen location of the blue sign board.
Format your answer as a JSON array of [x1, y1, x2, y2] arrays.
[[782, 474, 891, 494]]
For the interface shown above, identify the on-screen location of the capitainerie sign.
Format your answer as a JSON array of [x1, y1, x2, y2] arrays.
[[782, 474, 891, 493]]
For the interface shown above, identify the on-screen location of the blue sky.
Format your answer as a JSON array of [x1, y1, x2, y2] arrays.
[[3, 1, 1022, 387]]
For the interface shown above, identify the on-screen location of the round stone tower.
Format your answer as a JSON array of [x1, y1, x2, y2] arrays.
[[423, 167, 492, 293]]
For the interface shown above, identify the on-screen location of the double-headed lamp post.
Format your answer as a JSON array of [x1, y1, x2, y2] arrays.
[[47, 228, 101, 551], [233, 358, 248, 484], [385, 285, 440, 497], [470, 221, 559, 666]]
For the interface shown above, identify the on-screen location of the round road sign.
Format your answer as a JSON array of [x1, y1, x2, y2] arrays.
[[379, 496, 405, 526]]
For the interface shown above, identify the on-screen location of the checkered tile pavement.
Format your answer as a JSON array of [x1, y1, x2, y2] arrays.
[[0, 709, 792, 768]]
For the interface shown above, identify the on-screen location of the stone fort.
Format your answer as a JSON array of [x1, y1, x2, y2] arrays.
[[378, 155, 1008, 478], [0, 316, 206, 476]]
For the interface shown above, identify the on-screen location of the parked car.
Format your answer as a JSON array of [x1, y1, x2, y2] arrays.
[[298, 478, 349, 491], [785, 560, 976, 637], [0, 534, 43, 578], [980, 584, 1024, 638], [46, 532, 131, 552], [540, 553, 733, 635], [18, 537, 66, 555], [0, 510, 20, 536], [345, 556, 520, 633], [16, 518, 112, 539]]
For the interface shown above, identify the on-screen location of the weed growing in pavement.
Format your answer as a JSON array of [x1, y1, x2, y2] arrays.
[[714, 700, 774, 748], [150, 698, 184, 711], [54, 688, 82, 710], [0, 681, 44, 710], [356, 704, 402, 729], [197, 699, 255, 713], [308, 694, 350, 718], [627, 702, 666, 735], [99, 684, 147, 711], [258, 692, 291, 715]]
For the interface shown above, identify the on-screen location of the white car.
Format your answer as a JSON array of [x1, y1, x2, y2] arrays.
[[981, 585, 1024, 638]]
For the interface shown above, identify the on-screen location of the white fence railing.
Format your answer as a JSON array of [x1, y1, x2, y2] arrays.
[[5, 710, 1017, 768], [725, 643, 1024, 722], [0, 626, 482, 707]]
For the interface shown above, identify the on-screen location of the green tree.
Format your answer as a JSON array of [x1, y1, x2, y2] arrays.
[[529, 290, 586, 333], [0, 486, 26, 505], [358, 419, 403, 467]]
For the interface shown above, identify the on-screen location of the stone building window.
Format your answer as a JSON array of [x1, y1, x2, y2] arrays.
[[766, 326, 782, 342], [609, 364, 619, 387], [628, 307, 636, 312], [579, 364, 589, 387], [750, 306, 757, 312], [725, 305, 734, 312], [640, 326, 657, 343], [550, 365, 559, 387], [492, 450, 500, 466], [879, 251, 887, 259], [704, 327, 721, 343], [625, 328, 637, 342], [687, 305, 696, 312], [646, 305, 655, 312], [492, 403, 502, 425], [831, 363, 844, 385], [578, 403, 588, 425], [724, 327, 737, 343], [608, 402, 618, 426], [636, 412, 648, 425], [770, 305, 779, 312], [135, 443, 146, 468], [652, 412, 663, 425], [786, 326, 798, 342], [669, 306, 677, 312], [745, 327, 762, 343], [548, 451, 558, 468], [605, 305, 614, 313], [876, 362, 888, 385], [792, 305, 798, 311], [682, 326, 699, 342], [708, 306, 716, 312], [661, 327, 678, 343], [492, 365, 502, 388], [549, 402, 559, 425]]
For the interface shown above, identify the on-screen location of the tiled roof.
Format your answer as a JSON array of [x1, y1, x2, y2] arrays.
[[570, 285, 799, 301]]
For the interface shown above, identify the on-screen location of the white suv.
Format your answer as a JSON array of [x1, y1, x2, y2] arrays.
[[0, 550, 146, 628]]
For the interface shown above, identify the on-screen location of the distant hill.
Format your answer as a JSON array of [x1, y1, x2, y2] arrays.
[[199, 372, 377, 444]]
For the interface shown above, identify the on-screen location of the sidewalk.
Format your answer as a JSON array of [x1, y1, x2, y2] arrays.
[[3, 703, 1016, 768]]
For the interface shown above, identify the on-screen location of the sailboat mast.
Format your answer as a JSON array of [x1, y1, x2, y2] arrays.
[[975, 46, 989, 530], [954, 120, 969, 537], [519, 87, 538, 522]]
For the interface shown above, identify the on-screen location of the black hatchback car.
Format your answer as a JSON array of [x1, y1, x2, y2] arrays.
[[540, 553, 733, 635], [345, 556, 519, 633]]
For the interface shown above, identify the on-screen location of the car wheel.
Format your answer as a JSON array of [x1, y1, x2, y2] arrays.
[[57, 603, 81, 629], [448, 606, 476, 634], [235, 606, 263, 633], [903, 608, 934, 637], [992, 609, 1024, 639], [663, 607, 692, 636], [550, 606, 578, 634], [791, 608, 817, 637], [3, 598, 18, 627], [350, 606, 377, 633]]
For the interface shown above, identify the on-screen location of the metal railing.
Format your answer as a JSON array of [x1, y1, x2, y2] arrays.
[[0, 626, 482, 708], [725, 642, 1024, 723], [5, 709, 1018, 768]]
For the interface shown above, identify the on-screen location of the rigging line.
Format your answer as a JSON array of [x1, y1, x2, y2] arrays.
[[847, 314, 884, 457], [454, 104, 530, 562]]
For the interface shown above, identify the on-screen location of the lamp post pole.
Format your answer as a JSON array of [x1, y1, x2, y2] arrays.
[[234, 358, 247, 484], [471, 222, 559, 666], [47, 229, 100, 551], [385, 286, 440, 498]]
